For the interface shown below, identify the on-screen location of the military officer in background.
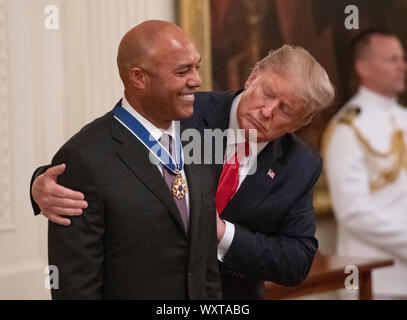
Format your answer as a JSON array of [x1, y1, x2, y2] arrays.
[[323, 28, 407, 299]]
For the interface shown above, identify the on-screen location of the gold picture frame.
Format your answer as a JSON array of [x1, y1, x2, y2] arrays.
[[177, 0, 212, 91]]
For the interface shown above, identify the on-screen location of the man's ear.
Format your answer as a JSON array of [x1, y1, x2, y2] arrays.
[[129, 67, 147, 89], [289, 111, 315, 134], [355, 60, 370, 80], [244, 67, 259, 89]]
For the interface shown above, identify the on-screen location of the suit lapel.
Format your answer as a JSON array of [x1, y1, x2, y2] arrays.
[[111, 112, 188, 237], [220, 138, 287, 222], [203, 91, 238, 130]]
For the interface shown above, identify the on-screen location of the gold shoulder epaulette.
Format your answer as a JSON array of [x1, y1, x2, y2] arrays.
[[338, 106, 361, 125], [321, 106, 361, 162], [331, 105, 407, 192]]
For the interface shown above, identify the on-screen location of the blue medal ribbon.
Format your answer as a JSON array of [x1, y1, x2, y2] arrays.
[[112, 103, 183, 174]]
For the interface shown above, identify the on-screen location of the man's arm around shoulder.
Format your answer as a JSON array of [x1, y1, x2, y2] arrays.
[[30, 165, 51, 215]]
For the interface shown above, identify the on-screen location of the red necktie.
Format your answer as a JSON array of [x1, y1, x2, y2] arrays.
[[216, 142, 249, 215]]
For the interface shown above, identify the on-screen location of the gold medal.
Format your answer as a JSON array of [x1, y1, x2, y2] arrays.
[[172, 173, 188, 199]]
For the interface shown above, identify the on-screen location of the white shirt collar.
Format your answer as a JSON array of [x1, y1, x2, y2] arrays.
[[121, 96, 177, 142], [358, 86, 398, 113]]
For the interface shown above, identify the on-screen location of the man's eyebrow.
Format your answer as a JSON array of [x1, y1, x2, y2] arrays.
[[262, 84, 275, 94], [174, 58, 202, 70], [263, 84, 296, 107]]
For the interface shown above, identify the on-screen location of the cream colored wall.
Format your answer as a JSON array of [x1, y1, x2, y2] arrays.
[[0, 0, 175, 299]]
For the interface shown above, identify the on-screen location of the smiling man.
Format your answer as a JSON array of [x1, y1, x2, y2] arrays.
[[31, 20, 222, 299], [31, 44, 335, 299]]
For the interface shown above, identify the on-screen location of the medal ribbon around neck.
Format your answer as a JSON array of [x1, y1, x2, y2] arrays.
[[112, 104, 184, 174]]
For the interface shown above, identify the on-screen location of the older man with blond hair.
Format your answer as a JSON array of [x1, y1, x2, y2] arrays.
[[185, 44, 334, 299]]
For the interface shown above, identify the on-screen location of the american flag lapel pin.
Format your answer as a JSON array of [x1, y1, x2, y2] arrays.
[[266, 169, 276, 180]]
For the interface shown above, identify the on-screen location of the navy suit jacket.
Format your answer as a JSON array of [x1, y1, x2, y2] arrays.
[[181, 91, 320, 299]]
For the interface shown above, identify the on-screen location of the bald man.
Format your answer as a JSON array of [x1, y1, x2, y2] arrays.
[[40, 20, 221, 299]]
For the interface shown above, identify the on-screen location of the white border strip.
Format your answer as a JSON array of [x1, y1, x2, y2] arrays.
[[0, 0, 14, 231]]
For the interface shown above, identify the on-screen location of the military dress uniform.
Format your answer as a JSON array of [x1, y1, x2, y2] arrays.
[[323, 86, 407, 298]]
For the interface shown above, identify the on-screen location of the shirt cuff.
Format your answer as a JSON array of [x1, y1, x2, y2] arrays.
[[217, 220, 235, 262]]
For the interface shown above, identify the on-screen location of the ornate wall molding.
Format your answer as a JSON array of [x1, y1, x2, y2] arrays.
[[0, 0, 14, 231], [62, 0, 175, 136]]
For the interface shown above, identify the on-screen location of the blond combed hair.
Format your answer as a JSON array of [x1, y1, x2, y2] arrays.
[[255, 45, 335, 123]]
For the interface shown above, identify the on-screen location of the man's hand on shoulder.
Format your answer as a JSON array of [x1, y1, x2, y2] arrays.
[[32, 163, 88, 226]]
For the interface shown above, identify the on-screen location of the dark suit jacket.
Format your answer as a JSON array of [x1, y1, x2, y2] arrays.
[[181, 91, 320, 299], [44, 101, 221, 299]]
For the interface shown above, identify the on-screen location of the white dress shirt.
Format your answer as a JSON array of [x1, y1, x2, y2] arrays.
[[218, 93, 269, 261], [120, 97, 190, 212]]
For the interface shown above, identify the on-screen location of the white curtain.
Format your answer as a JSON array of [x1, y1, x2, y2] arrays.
[[0, 0, 175, 299]]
